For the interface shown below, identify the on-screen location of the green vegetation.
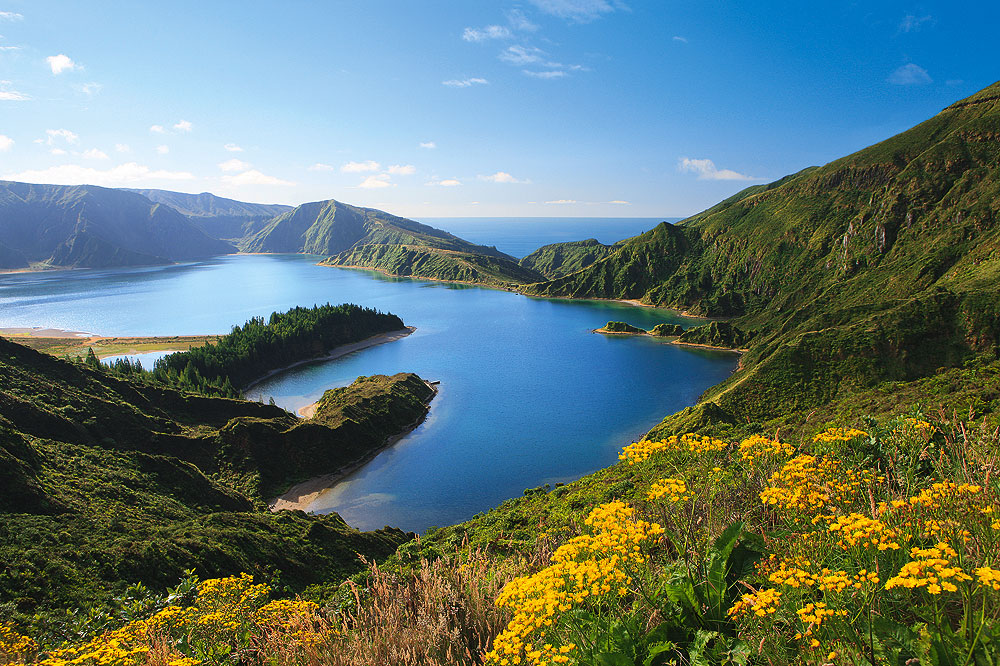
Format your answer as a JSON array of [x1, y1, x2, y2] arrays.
[[144, 303, 404, 394], [677, 321, 751, 349], [649, 323, 684, 337], [0, 336, 433, 639], [126, 189, 292, 241], [518, 238, 619, 279], [0, 181, 233, 269], [323, 243, 544, 286], [596, 321, 686, 337], [598, 321, 646, 334]]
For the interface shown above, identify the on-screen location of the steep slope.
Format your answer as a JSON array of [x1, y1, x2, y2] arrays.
[[0, 336, 415, 624], [519, 238, 620, 279], [243, 198, 542, 284], [126, 188, 291, 241], [0, 181, 234, 269], [526, 82, 1000, 425]]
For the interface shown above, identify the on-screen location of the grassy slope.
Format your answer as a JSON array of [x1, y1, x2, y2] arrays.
[[0, 337, 428, 628], [518, 238, 619, 279]]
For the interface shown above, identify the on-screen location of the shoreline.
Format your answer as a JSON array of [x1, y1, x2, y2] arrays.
[[591, 326, 744, 353], [268, 380, 439, 512], [244, 326, 416, 392]]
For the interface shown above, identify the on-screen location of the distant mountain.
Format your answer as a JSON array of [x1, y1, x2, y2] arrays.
[[0, 181, 234, 269], [524, 81, 1000, 428], [126, 189, 292, 241], [243, 198, 543, 285]]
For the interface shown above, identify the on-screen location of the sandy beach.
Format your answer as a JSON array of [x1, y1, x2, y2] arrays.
[[0, 326, 93, 338]]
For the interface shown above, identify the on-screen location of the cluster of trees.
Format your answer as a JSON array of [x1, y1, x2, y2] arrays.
[[94, 303, 405, 398]]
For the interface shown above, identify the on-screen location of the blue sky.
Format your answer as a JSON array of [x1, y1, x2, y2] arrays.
[[0, 1, 996, 217]]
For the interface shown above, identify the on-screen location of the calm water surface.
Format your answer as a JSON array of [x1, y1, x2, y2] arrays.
[[0, 254, 736, 532]]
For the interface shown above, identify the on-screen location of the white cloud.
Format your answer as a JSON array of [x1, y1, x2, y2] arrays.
[[358, 174, 393, 189], [341, 160, 380, 172], [479, 171, 529, 184], [442, 77, 489, 87], [528, 0, 623, 22], [45, 128, 78, 145], [0, 87, 28, 101], [523, 69, 566, 79], [507, 9, 539, 32], [0, 134, 13, 151], [419, 141, 436, 149], [678, 157, 759, 181], [173, 119, 192, 132], [222, 169, 294, 186], [888, 63, 932, 85], [81, 148, 109, 160], [0, 45, 20, 51], [75, 82, 102, 96], [387, 164, 416, 175], [115, 143, 130, 153], [463, 25, 512, 42], [4, 162, 195, 186], [50, 148, 66, 155], [606, 200, 630, 205], [149, 124, 165, 134], [500, 45, 548, 66], [545, 199, 576, 204], [156, 145, 169, 154], [223, 143, 243, 152], [672, 35, 688, 43], [218, 158, 251, 172], [899, 14, 933, 32], [308, 163, 335, 171], [46, 54, 79, 75], [0, 11, 23, 20], [427, 178, 462, 187]]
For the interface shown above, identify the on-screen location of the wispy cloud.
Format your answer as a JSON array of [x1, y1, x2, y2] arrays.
[[0, 45, 21, 51], [479, 171, 530, 183], [0, 134, 12, 151], [156, 145, 169, 154], [223, 143, 243, 152], [419, 141, 436, 149], [45, 128, 78, 145], [507, 9, 539, 32], [308, 163, 335, 171], [75, 82, 102, 96], [358, 174, 393, 189], [222, 170, 294, 186], [3, 162, 195, 186], [899, 14, 933, 33], [427, 178, 461, 187], [606, 200, 630, 204], [500, 45, 549, 66], [544, 199, 576, 204], [528, 0, 625, 23], [218, 158, 251, 172], [462, 25, 511, 42], [81, 148, 108, 160], [46, 54, 79, 74], [115, 143, 130, 153], [0, 80, 28, 101], [388, 164, 416, 175], [341, 160, 380, 173], [888, 63, 932, 85], [672, 35, 688, 43], [523, 69, 566, 79], [173, 119, 193, 132], [149, 124, 166, 134], [678, 157, 760, 181], [442, 77, 488, 88], [0, 11, 23, 20]]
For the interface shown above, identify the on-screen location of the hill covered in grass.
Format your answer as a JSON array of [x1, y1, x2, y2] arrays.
[[0, 182, 234, 269], [125, 189, 292, 241]]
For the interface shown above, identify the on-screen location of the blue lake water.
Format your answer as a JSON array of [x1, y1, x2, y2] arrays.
[[0, 253, 736, 533]]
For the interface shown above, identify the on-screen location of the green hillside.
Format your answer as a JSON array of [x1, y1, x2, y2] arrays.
[[125, 189, 291, 241], [0, 336, 426, 633], [518, 238, 620, 279], [524, 81, 1000, 427], [0, 182, 234, 269], [240, 198, 540, 284]]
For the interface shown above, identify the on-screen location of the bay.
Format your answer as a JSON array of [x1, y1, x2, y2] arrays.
[[0, 252, 736, 533]]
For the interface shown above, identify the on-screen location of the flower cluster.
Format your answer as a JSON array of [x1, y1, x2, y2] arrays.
[[812, 427, 869, 444], [827, 513, 902, 551], [729, 587, 782, 618], [738, 434, 794, 465], [486, 502, 663, 666], [619, 434, 727, 464], [759, 454, 870, 515], [647, 477, 691, 503], [1, 622, 37, 663], [885, 543, 973, 594]]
